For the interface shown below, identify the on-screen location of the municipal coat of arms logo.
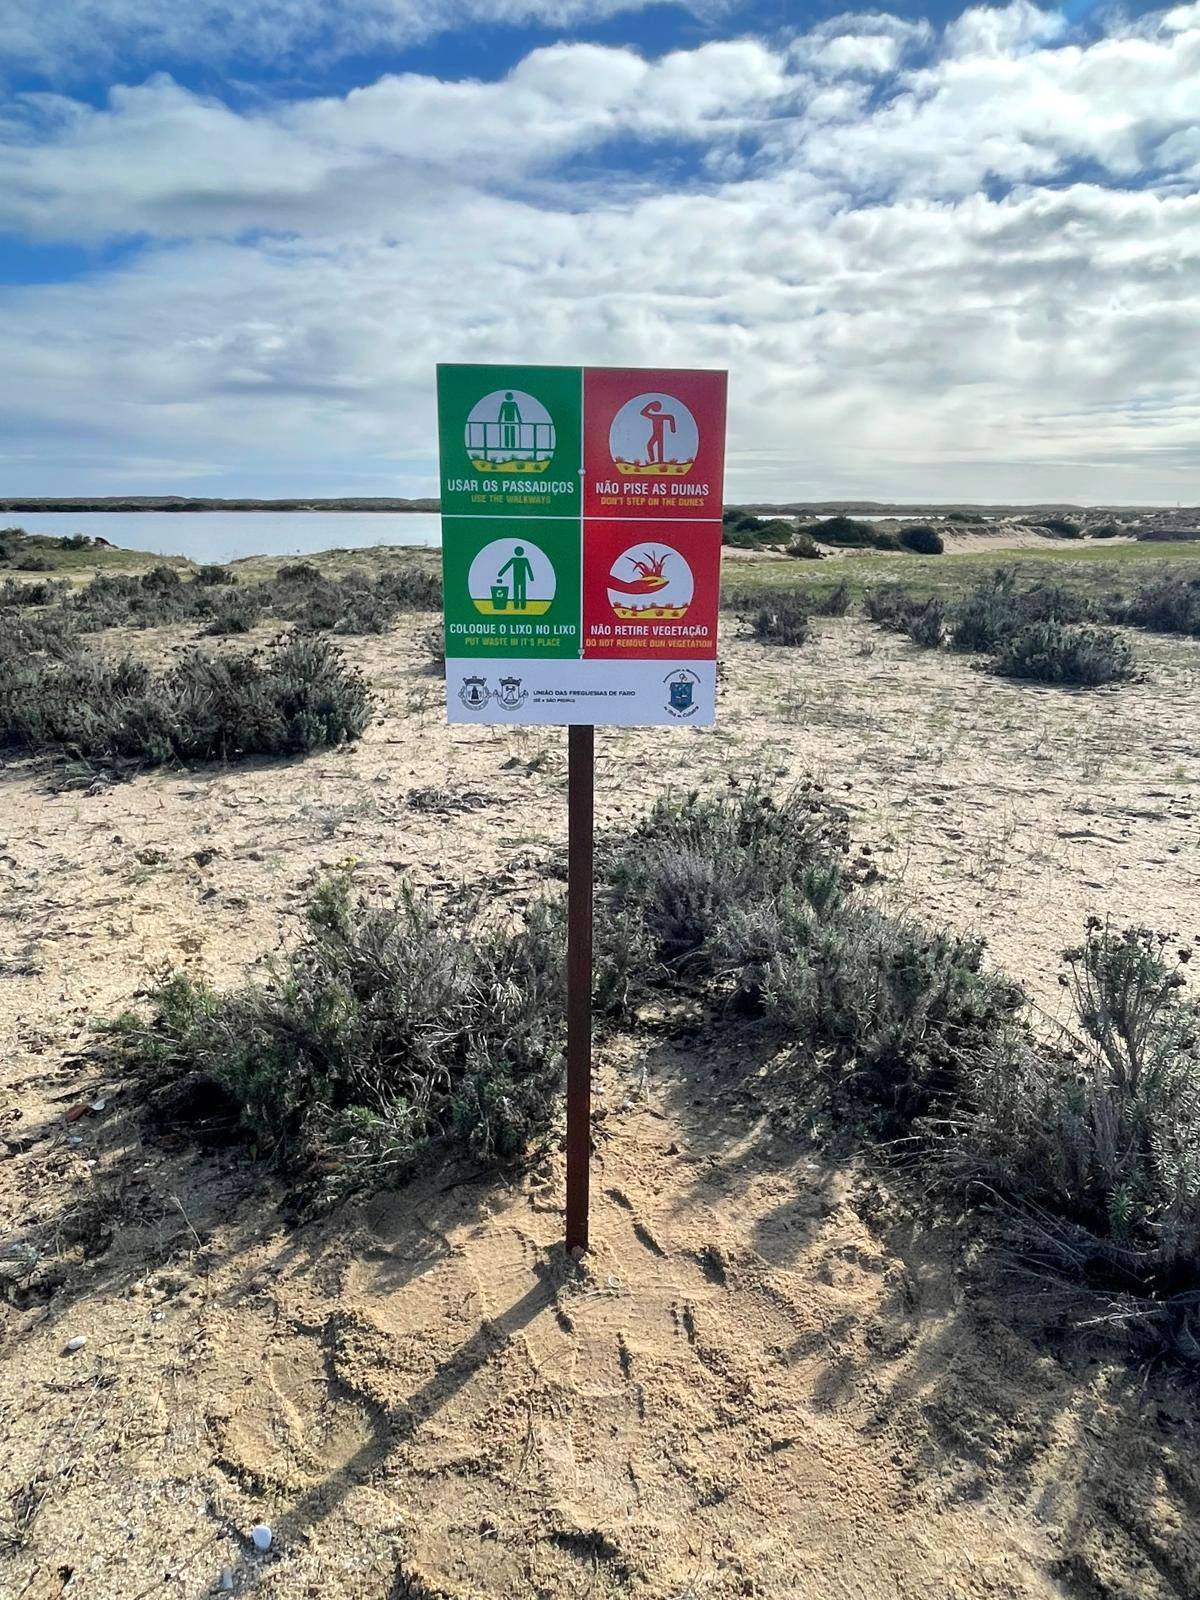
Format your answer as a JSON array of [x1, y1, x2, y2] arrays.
[[665, 668, 701, 717], [458, 676, 491, 711], [497, 676, 528, 709]]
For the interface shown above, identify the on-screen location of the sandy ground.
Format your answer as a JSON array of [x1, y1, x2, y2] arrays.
[[1, 614, 1199, 1598]]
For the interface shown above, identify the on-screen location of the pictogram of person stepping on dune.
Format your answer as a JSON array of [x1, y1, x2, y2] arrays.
[[609, 391, 699, 476], [641, 399, 676, 464]]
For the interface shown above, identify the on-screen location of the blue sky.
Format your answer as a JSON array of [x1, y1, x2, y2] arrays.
[[1, 0, 1197, 501]]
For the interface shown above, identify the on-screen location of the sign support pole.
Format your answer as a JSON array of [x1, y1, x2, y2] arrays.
[[565, 723, 594, 1253]]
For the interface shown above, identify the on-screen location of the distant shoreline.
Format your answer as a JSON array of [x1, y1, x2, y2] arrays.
[[2, 496, 1189, 516], [0, 497, 439, 514]]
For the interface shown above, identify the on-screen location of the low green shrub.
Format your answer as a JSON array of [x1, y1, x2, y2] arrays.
[[1089, 522, 1122, 538], [1113, 576, 1200, 637], [113, 872, 565, 1184], [1036, 517, 1084, 538], [947, 571, 1093, 654], [746, 592, 810, 646], [800, 516, 899, 551], [15, 554, 55, 572], [863, 584, 920, 627], [723, 514, 796, 550], [373, 565, 442, 611], [785, 532, 822, 559], [947, 569, 1021, 652], [955, 924, 1200, 1355], [898, 524, 945, 555], [202, 588, 266, 635], [0, 577, 68, 607], [196, 563, 236, 586], [809, 580, 851, 617], [0, 634, 373, 768], [993, 621, 1136, 687], [904, 597, 946, 648], [275, 561, 323, 585], [597, 784, 1022, 1124]]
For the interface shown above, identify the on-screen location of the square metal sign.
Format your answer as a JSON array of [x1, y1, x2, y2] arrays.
[[437, 363, 727, 726]]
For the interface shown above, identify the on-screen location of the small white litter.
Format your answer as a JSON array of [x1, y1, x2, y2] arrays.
[[250, 1524, 272, 1553], [63, 1336, 87, 1354]]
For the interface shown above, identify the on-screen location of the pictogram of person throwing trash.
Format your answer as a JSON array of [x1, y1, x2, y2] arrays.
[[496, 545, 534, 609], [640, 399, 677, 465]]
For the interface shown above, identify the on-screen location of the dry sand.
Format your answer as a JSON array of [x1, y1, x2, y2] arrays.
[[1, 614, 1199, 1598]]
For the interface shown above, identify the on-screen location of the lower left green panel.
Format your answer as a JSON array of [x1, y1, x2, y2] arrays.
[[442, 516, 582, 659]]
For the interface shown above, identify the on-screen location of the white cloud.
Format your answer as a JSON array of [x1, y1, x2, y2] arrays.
[[1, 3, 1198, 499]]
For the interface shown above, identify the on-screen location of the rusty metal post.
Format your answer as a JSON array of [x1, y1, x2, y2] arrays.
[[565, 723, 594, 1253]]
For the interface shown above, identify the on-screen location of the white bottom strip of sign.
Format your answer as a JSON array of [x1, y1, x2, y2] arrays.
[[446, 658, 716, 727]]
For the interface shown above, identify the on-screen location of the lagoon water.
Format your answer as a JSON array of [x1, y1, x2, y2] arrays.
[[6, 511, 443, 564]]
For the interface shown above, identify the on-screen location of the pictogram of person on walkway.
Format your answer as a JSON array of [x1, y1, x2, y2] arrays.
[[496, 545, 534, 609], [498, 391, 523, 450], [640, 399, 677, 464]]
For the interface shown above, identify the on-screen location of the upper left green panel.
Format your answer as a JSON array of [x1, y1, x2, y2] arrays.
[[438, 364, 582, 518]]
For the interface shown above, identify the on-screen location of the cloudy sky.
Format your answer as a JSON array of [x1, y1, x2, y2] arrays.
[[1, 1, 1197, 503]]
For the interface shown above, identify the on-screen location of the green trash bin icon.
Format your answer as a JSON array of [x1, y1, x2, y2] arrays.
[[491, 583, 509, 610]]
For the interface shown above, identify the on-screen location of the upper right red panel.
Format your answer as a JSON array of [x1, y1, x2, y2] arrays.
[[584, 367, 727, 519]]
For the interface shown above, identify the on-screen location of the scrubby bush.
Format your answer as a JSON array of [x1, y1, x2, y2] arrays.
[[746, 591, 810, 646], [956, 924, 1200, 1354], [275, 561, 323, 586], [945, 571, 1092, 654], [722, 510, 795, 549], [15, 554, 55, 572], [599, 785, 850, 973], [809, 580, 851, 617], [898, 524, 945, 555], [1016, 581, 1095, 625], [1089, 522, 1122, 538], [1036, 517, 1084, 538], [800, 516, 899, 551], [140, 563, 184, 593], [862, 584, 944, 645], [0, 577, 68, 607], [202, 587, 266, 635], [195, 563, 235, 586], [948, 569, 1021, 652], [863, 584, 920, 627], [269, 566, 440, 632], [1113, 576, 1200, 637], [421, 625, 446, 671], [904, 597, 946, 648], [0, 634, 373, 768], [785, 532, 822, 559], [597, 785, 1022, 1122], [112, 872, 565, 1183], [373, 565, 442, 611], [993, 621, 1136, 687]]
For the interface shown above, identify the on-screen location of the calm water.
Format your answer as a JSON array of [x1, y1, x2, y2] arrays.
[[5, 511, 442, 563]]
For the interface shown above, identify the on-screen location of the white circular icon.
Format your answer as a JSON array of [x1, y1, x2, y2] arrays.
[[607, 543, 693, 619], [465, 388, 555, 473], [468, 538, 555, 616], [608, 393, 699, 476]]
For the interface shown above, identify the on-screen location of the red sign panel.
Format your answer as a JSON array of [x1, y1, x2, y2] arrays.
[[584, 368, 727, 520], [583, 519, 721, 660]]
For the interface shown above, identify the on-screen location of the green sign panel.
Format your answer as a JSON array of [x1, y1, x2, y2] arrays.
[[437, 364, 582, 517], [442, 516, 581, 659]]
